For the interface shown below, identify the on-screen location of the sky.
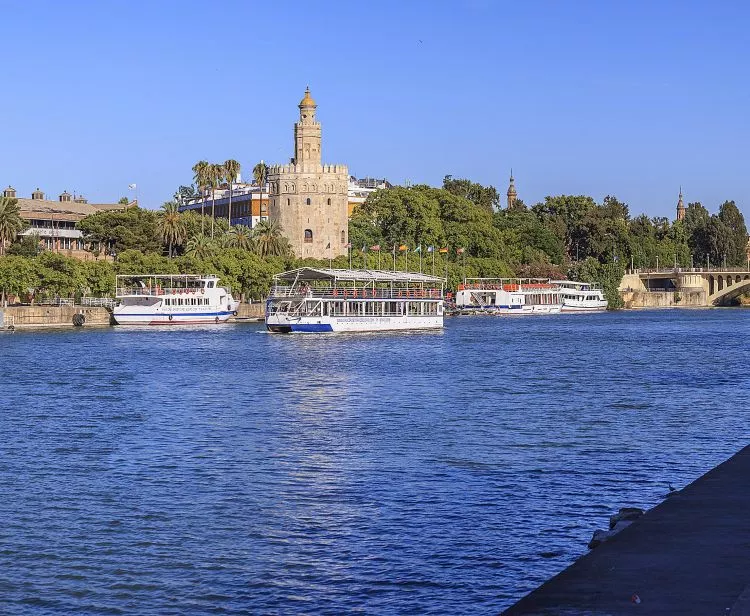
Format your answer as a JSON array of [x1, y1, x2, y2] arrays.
[[1, 0, 749, 219]]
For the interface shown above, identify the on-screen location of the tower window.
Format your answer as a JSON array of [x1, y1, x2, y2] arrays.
[[304, 229, 313, 243], [306, 198, 311, 206], [340, 230, 345, 244], [287, 198, 290, 206]]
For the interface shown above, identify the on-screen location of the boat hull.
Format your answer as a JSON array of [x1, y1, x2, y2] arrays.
[[561, 302, 608, 312], [266, 314, 443, 333], [456, 304, 563, 315], [113, 311, 233, 325]]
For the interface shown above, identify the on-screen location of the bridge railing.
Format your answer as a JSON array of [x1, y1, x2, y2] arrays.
[[630, 267, 750, 275]]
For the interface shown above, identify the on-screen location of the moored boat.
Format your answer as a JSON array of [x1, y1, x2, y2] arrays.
[[454, 278, 562, 315], [265, 268, 445, 333], [551, 280, 608, 312], [113, 274, 240, 325]]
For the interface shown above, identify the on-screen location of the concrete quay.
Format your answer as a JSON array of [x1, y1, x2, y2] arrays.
[[503, 445, 750, 615]]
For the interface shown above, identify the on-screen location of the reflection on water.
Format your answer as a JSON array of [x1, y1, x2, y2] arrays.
[[0, 310, 748, 614]]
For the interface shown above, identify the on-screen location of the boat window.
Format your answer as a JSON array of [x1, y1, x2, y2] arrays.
[[208, 281, 215, 288]]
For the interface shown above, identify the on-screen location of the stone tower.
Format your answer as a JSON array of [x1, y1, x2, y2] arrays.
[[506, 170, 517, 210], [676, 187, 685, 221], [268, 88, 349, 259]]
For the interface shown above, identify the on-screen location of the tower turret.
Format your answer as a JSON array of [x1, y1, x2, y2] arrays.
[[506, 170, 517, 209], [676, 187, 685, 221], [293, 86, 321, 166]]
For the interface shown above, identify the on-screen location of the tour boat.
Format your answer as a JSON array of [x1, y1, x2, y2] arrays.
[[552, 280, 608, 312], [454, 278, 563, 315], [265, 268, 445, 333], [113, 274, 240, 325]]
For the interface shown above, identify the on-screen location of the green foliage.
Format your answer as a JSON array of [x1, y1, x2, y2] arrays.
[[77, 206, 161, 255], [0, 196, 28, 255], [7, 233, 41, 257], [442, 176, 500, 212]]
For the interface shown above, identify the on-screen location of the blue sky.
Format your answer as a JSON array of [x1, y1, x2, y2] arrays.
[[1, 0, 748, 219]]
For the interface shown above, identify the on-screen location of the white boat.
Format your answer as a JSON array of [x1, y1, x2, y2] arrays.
[[551, 280, 608, 312], [454, 278, 563, 314], [113, 274, 240, 325], [265, 268, 445, 333]]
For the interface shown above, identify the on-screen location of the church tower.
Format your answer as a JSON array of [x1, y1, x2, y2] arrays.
[[506, 170, 517, 210], [268, 88, 349, 259], [676, 187, 685, 221]]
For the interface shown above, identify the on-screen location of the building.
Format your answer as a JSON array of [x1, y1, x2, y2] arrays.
[[676, 187, 685, 221], [347, 176, 391, 216], [506, 170, 518, 209], [3, 185, 134, 259], [178, 181, 269, 227], [268, 88, 349, 259]]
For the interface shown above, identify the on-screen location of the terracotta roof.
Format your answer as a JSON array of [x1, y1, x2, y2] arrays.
[[16, 198, 133, 220]]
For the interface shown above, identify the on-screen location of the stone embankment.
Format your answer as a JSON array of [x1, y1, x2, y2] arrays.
[[1, 302, 265, 329], [503, 445, 750, 615], [3, 305, 111, 329]]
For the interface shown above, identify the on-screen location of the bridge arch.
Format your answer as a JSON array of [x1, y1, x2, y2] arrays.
[[709, 275, 750, 305]]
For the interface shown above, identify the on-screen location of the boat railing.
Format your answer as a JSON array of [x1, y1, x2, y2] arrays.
[[458, 283, 557, 292], [116, 286, 208, 297], [271, 285, 443, 300]]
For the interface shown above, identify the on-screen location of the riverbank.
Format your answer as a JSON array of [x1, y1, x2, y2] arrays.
[[1, 302, 265, 329], [503, 444, 750, 615]]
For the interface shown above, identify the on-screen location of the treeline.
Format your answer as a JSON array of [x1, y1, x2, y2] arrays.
[[0, 176, 746, 308]]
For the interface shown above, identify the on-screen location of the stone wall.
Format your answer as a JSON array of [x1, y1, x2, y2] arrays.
[[620, 289, 707, 309], [5, 305, 111, 328], [233, 302, 264, 320]]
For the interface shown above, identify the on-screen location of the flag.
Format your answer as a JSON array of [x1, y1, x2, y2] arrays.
[[414, 245, 422, 253], [128, 183, 137, 189], [457, 247, 465, 254], [399, 244, 408, 252], [427, 246, 435, 253], [370, 244, 381, 251], [439, 247, 448, 254]]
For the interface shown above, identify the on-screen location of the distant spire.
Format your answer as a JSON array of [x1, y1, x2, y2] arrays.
[[676, 186, 686, 221]]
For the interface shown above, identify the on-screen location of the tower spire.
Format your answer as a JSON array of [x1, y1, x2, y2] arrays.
[[506, 169, 517, 209], [676, 186, 685, 221]]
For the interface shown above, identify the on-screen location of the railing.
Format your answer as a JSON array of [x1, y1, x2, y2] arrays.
[[80, 297, 116, 309], [116, 287, 206, 297], [270, 285, 443, 300], [633, 267, 750, 274], [37, 297, 75, 306]]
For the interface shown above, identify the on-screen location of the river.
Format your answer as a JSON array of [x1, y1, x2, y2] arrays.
[[1, 309, 748, 614]]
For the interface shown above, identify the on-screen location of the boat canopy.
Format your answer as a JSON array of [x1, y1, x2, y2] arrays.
[[273, 268, 444, 284]]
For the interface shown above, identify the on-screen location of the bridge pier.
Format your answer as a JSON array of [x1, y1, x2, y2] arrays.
[[619, 269, 750, 308]]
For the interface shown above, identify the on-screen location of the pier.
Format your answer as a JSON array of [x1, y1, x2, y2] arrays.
[[503, 445, 750, 615]]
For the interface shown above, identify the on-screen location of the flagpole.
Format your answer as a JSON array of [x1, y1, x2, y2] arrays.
[[377, 250, 381, 270], [349, 245, 352, 269], [419, 250, 422, 273], [432, 250, 435, 276], [406, 249, 408, 273], [392, 245, 396, 272]]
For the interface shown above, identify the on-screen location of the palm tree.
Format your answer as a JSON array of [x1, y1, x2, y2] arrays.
[[159, 202, 187, 257], [229, 225, 253, 250], [192, 160, 210, 234], [252, 160, 269, 225], [252, 219, 290, 257], [0, 196, 27, 255], [209, 162, 224, 239], [223, 159, 241, 227], [185, 234, 216, 259]]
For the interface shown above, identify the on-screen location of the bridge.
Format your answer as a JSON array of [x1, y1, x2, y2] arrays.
[[619, 267, 750, 307]]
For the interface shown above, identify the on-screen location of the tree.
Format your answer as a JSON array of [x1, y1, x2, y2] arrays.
[[118, 197, 130, 205], [223, 159, 241, 227], [209, 162, 224, 239], [158, 201, 187, 257], [252, 219, 291, 257], [185, 234, 217, 259], [0, 255, 36, 305], [192, 160, 210, 234], [718, 200, 748, 266], [442, 176, 500, 212], [253, 160, 269, 224], [78, 207, 161, 255], [0, 196, 27, 255], [7, 233, 41, 257], [229, 225, 253, 250], [174, 184, 198, 205]]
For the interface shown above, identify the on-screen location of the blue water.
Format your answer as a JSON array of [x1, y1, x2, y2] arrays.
[[1, 310, 748, 614]]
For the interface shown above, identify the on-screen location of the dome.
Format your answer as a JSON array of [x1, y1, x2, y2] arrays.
[[299, 86, 316, 107]]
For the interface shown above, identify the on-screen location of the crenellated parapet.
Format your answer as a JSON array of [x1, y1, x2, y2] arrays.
[[268, 163, 348, 175]]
